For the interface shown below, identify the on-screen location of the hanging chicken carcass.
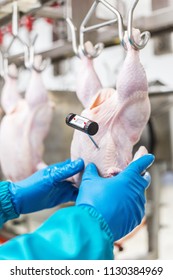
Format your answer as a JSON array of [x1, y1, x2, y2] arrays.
[[0, 57, 53, 181], [70, 29, 151, 186]]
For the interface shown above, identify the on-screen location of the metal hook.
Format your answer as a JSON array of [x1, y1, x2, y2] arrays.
[[4, 35, 29, 79], [66, 16, 104, 59], [66, 17, 80, 58], [24, 35, 47, 72], [79, 0, 104, 59], [128, 0, 150, 50], [80, 0, 126, 58], [67, 0, 126, 58], [3, 1, 29, 78], [66, 16, 103, 59]]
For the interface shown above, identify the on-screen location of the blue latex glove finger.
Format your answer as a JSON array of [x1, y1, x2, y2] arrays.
[[43, 158, 85, 185], [127, 154, 155, 174], [76, 154, 155, 241], [122, 154, 155, 192], [9, 158, 84, 214], [81, 163, 99, 180]]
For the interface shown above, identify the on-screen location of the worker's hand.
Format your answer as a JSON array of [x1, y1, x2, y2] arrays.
[[76, 154, 155, 241], [9, 159, 84, 214]]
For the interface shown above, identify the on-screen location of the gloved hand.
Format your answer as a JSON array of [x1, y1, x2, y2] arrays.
[[9, 158, 84, 214], [76, 154, 155, 241]]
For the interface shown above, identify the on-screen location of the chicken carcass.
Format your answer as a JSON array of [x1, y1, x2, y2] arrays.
[[70, 29, 150, 186], [0, 58, 53, 181]]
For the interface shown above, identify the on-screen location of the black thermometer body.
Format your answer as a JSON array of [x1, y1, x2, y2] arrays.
[[66, 113, 99, 136]]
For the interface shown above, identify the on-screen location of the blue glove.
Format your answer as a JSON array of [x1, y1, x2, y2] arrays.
[[76, 154, 155, 241], [9, 158, 84, 214]]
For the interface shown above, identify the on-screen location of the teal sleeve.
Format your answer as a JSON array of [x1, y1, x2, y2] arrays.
[[0, 206, 114, 260], [0, 181, 19, 228]]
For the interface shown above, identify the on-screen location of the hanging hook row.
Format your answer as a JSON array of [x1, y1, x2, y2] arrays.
[[67, 0, 151, 59]]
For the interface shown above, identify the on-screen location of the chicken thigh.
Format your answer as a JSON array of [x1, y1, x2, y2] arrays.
[[76, 41, 102, 108]]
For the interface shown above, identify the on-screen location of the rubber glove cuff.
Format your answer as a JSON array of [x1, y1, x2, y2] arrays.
[[0, 181, 19, 226]]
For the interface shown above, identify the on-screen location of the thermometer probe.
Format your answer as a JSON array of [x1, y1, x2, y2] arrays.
[[66, 113, 99, 149]]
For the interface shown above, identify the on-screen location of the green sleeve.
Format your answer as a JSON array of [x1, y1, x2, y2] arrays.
[[0, 181, 19, 228], [0, 206, 114, 260]]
